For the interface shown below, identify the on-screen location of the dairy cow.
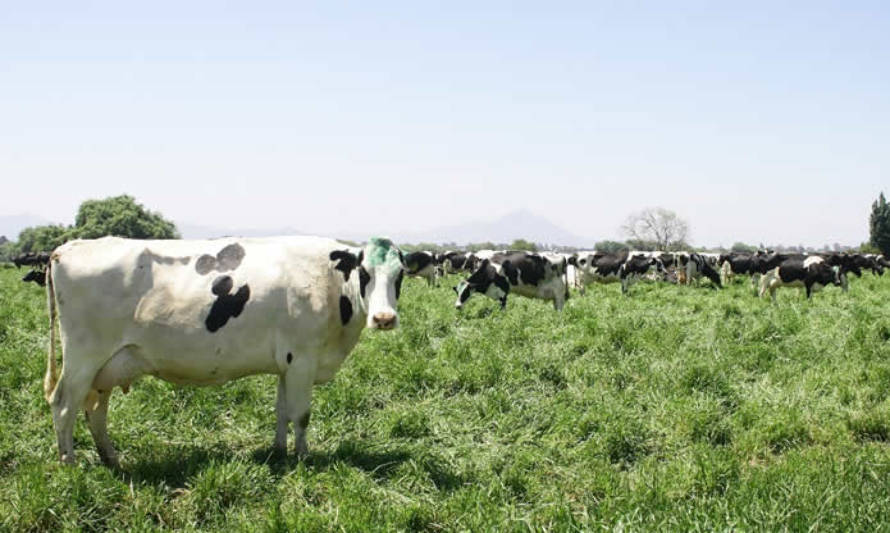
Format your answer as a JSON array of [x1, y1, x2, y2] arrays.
[[454, 251, 568, 310], [403, 251, 439, 286], [568, 251, 666, 294], [759, 255, 840, 301], [43, 236, 405, 465], [678, 253, 722, 288]]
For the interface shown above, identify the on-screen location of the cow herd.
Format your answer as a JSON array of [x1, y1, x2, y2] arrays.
[[5, 237, 889, 466], [402, 248, 889, 308]]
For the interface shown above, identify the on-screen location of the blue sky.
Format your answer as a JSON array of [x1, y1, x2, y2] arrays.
[[2, 1, 888, 246]]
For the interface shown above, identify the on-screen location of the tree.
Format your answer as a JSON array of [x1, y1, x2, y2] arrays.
[[74, 195, 178, 240], [508, 239, 537, 252], [10, 195, 179, 254], [15, 224, 70, 254], [620, 208, 689, 251], [595, 240, 629, 253], [730, 242, 758, 254], [870, 192, 890, 256]]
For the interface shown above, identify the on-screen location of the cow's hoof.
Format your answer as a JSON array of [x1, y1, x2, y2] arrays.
[[60, 453, 76, 465]]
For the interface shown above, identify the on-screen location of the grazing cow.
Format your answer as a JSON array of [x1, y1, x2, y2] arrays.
[[441, 252, 478, 274], [43, 236, 405, 465], [454, 251, 568, 310], [678, 253, 722, 288], [403, 251, 438, 286], [13, 251, 51, 269], [718, 253, 761, 286], [22, 269, 46, 286], [759, 255, 840, 301], [569, 251, 665, 294]]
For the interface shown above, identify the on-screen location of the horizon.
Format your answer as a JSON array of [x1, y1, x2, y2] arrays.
[[2, 2, 888, 248]]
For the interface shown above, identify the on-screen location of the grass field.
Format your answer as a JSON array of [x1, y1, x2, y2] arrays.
[[2, 265, 890, 531]]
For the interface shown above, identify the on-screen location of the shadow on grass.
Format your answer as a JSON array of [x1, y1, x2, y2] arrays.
[[121, 443, 238, 488], [253, 439, 413, 480], [119, 438, 469, 493]]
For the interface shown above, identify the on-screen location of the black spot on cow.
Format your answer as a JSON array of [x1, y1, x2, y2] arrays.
[[299, 411, 311, 429], [205, 281, 251, 333], [395, 270, 404, 299], [211, 275, 234, 296], [359, 267, 371, 299], [287, 352, 293, 364], [195, 255, 216, 275], [339, 295, 353, 325], [330, 250, 363, 281], [195, 243, 246, 275]]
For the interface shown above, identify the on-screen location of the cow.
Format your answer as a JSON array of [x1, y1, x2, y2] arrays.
[[454, 251, 568, 310], [440, 251, 478, 275], [568, 251, 666, 294], [759, 255, 840, 301], [43, 235, 406, 466], [677, 253, 722, 288], [22, 269, 46, 286], [13, 251, 51, 269], [403, 251, 438, 286], [718, 253, 760, 286]]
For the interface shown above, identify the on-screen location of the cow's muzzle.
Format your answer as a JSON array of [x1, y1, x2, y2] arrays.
[[371, 311, 398, 330]]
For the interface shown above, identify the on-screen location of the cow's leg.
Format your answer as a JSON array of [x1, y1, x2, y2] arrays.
[[274, 375, 288, 452], [84, 389, 118, 467], [280, 353, 315, 458], [49, 355, 103, 464]]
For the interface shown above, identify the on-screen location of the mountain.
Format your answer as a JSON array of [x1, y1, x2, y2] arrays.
[[0, 214, 57, 241], [382, 209, 591, 247], [177, 222, 304, 240]]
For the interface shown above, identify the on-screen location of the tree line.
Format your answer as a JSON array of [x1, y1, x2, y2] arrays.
[[2, 193, 889, 262]]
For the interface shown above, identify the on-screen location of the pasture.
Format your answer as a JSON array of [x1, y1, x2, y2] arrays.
[[2, 266, 890, 531]]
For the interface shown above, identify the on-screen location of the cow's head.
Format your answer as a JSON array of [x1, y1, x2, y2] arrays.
[[453, 259, 507, 310], [331, 237, 405, 330]]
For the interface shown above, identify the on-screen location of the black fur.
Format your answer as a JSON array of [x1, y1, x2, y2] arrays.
[[339, 295, 353, 325], [329, 249, 363, 281], [195, 243, 245, 275], [205, 282, 250, 332]]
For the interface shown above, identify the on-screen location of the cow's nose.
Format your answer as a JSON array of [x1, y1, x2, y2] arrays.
[[372, 312, 397, 330]]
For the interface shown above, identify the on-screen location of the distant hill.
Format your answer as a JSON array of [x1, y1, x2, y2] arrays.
[[383, 209, 592, 247], [177, 223, 305, 240], [0, 214, 57, 241]]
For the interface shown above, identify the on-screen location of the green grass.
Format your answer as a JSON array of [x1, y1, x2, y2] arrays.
[[2, 266, 890, 531]]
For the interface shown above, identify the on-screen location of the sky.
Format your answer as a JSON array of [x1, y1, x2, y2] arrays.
[[1, 1, 888, 247]]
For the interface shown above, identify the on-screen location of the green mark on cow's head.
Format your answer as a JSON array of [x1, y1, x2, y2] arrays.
[[364, 237, 403, 271]]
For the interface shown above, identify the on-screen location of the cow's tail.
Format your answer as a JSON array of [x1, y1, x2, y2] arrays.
[[44, 259, 59, 403]]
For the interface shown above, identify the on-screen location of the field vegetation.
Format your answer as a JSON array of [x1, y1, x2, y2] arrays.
[[2, 266, 890, 530]]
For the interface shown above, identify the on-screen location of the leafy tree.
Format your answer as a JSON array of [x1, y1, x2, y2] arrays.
[[870, 192, 890, 256], [10, 195, 179, 254], [73, 195, 178, 240], [508, 239, 537, 252], [620, 208, 689, 251], [595, 240, 629, 253], [15, 224, 70, 254], [730, 242, 758, 254]]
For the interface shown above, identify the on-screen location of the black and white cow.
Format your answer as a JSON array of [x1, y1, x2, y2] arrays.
[[403, 251, 438, 286], [13, 251, 51, 269], [43, 236, 406, 465], [677, 253, 722, 288], [569, 251, 666, 294], [759, 255, 840, 301], [440, 251, 478, 275], [718, 253, 760, 286], [454, 251, 569, 310]]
